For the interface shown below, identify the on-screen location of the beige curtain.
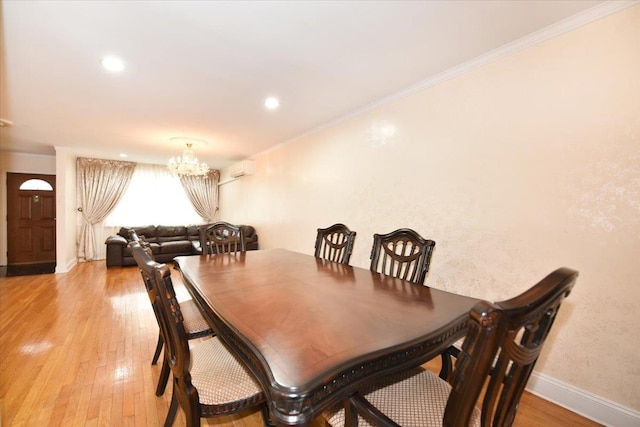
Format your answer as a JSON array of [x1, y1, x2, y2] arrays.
[[77, 157, 136, 261], [180, 170, 220, 223]]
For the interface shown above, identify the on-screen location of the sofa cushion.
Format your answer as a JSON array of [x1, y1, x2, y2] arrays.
[[187, 225, 200, 241], [157, 226, 188, 242], [159, 240, 193, 254]]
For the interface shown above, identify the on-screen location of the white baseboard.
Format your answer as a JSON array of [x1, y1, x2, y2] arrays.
[[527, 372, 640, 426], [56, 257, 77, 274]]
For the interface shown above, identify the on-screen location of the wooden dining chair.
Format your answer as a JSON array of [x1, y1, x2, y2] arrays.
[[130, 242, 271, 427], [369, 228, 435, 285], [314, 223, 357, 265], [199, 222, 246, 255], [368, 228, 460, 377], [129, 241, 214, 397], [324, 267, 578, 427]]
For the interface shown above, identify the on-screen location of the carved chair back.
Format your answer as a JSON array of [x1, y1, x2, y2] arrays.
[[314, 223, 357, 265], [131, 242, 190, 376], [199, 222, 246, 255], [369, 228, 435, 285], [446, 267, 578, 425], [129, 240, 162, 328]]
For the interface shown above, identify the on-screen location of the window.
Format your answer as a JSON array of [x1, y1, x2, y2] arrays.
[[19, 179, 53, 191], [105, 163, 203, 226]]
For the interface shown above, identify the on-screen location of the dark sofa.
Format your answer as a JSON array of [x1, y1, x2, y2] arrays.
[[105, 224, 259, 267]]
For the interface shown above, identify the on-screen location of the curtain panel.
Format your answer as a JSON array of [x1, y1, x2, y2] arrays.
[[179, 170, 220, 223], [77, 157, 136, 261]]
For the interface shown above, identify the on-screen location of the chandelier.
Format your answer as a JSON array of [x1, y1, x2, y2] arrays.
[[167, 138, 210, 177]]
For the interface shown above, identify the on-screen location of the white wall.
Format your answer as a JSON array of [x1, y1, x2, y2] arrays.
[[54, 147, 77, 272], [220, 4, 640, 419]]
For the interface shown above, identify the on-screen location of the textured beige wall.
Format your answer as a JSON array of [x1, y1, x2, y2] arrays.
[[220, 6, 640, 409]]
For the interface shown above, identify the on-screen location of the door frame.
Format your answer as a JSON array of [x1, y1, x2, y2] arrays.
[[5, 172, 57, 267]]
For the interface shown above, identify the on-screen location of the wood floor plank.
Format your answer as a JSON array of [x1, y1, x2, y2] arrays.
[[0, 261, 601, 426]]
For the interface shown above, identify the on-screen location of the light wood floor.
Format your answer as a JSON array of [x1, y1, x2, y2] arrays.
[[0, 261, 601, 426]]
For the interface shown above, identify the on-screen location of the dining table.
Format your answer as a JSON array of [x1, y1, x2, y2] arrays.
[[174, 249, 480, 426]]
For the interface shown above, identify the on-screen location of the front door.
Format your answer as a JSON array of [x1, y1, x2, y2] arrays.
[[6, 173, 56, 274]]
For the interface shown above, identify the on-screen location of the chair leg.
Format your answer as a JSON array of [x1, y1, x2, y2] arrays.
[[164, 388, 179, 427], [152, 333, 164, 365], [343, 397, 358, 427], [156, 355, 171, 396], [260, 404, 275, 427]]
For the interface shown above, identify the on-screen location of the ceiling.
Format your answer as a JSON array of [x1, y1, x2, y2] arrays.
[[0, 0, 605, 170]]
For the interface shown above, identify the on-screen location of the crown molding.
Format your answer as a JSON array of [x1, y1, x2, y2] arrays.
[[272, 0, 638, 152], [391, 0, 640, 103]]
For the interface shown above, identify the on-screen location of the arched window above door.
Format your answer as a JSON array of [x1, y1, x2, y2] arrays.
[[19, 179, 53, 191]]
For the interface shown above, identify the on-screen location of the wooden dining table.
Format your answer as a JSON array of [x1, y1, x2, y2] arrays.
[[174, 249, 480, 426]]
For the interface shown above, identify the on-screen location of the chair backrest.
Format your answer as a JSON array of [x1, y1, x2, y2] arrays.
[[369, 228, 435, 285], [130, 241, 193, 389], [199, 222, 246, 255], [444, 267, 578, 426], [314, 223, 357, 265], [129, 230, 153, 255], [129, 240, 161, 318]]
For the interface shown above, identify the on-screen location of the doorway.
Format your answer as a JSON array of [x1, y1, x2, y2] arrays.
[[5, 173, 56, 276]]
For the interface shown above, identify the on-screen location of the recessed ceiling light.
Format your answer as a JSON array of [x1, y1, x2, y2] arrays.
[[264, 97, 280, 110], [101, 56, 125, 72], [119, 153, 128, 158]]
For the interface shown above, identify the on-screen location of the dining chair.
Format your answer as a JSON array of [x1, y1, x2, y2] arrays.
[[324, 267, 578, 427], [129, 241, 214, 397], [369, 228, 435, 285], [199, 221, 246, 255], [368, 228, 458, 377], [130, 242, 271, 427], [314, 223, 357, 265]]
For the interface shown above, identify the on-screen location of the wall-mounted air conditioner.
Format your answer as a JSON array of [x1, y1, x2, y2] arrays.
[[230, 160, 254, 178]]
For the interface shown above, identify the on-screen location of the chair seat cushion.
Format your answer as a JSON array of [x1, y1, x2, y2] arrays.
[[180, 299, 213, 337], [191, 337, 263, 407], [324, 367, 480, 427]]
